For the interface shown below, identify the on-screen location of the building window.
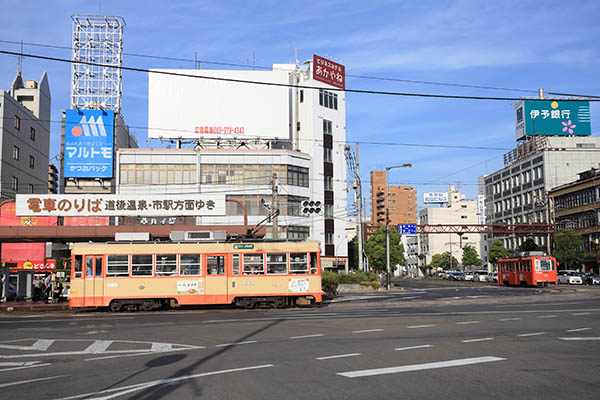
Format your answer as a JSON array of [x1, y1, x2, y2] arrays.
[[30, 127, 36, 141], [299, 90, 304, 103], [323, 119, 332, 135], [324, 175, 333, 190], [323, 147, 332, 162], [196, 164, 307, 187], [29, 155, 35, 169], [319, 89, 338, 110], [28, 184, 34, 194], [325, 232, 334, 245], [12, 146, 19, 160], [11, 177, 18, 191], [120, 164, 197, 186], [14, 115, 20, 130]]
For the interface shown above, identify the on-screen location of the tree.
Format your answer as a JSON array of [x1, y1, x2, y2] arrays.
[[488, 240, 510, 264], [461, 245, 482, 267], [519, 238, 539, 252], [347, 236, 359, 270], [364, 228, 405, 272], [553, 230, 583, 270], [429, 251, 459, 269]]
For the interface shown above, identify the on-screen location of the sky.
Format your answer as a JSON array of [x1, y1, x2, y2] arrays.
[[1, 0, 599, 215]]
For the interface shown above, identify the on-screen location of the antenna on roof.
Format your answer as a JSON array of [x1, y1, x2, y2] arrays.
[[17, 40, 23, 74]]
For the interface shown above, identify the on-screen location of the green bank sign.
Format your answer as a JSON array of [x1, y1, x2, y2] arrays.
[[515, 100, 591, 139]]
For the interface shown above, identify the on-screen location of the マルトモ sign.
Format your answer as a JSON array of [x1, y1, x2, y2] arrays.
[[15, 194, 226, 217], [313, 54, 345, 89]]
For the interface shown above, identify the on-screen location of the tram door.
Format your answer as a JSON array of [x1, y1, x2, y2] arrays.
[[84, 256, 104, 306], [205, 255, 227, 303]]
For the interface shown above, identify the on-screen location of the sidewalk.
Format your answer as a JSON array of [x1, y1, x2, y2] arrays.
[[0, 300, 70, 313]]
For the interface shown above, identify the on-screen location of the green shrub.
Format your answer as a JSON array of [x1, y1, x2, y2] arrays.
[[321, 270, 339, 298], [336, 271, 379, 284], [359, 281, 381, 290]]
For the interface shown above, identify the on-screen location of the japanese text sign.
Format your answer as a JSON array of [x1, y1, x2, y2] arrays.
[[313, 54, 345, 89], [517, 100, 591, 138], [9, 260, 56, 271], [15, 194, 226, 217], [423, 192, 449, 204], [64, 109, 115, 178], [398, 224, 416, 234]]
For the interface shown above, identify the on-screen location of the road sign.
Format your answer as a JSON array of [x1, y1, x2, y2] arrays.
[[398, 224, 416, 234]]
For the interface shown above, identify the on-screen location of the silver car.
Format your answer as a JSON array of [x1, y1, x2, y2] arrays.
[[557, 270, 583, 285]]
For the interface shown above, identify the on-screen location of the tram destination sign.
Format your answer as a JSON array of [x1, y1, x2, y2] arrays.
[[15, 194, 226, 217]]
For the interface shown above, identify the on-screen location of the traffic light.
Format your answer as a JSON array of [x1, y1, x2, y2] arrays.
[[302, 200, 322, 214]]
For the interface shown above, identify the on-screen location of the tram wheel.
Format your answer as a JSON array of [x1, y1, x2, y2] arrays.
[[109, 301, 121, 312]]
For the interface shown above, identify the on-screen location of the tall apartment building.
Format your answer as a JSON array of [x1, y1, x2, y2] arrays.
[[479, 136, 600, 253], [370, 170, 417, 227], [48, 163, 58, 194], [419, 187, 483, 270], [0, 72, 51, 200]]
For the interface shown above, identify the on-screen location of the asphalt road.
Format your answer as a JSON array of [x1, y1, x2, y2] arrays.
[[1, 281, 599, 399]]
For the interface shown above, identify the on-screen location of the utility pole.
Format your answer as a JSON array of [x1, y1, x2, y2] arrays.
[[271, 173, 279, 239], [355, 143, 364, 272]]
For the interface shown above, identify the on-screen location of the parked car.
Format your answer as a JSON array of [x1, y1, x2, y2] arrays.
[[473, 270, 489, 282], [557, 270, 583, 285], [486, 272, 498, 283], [464, 272, 475, 281], [586, 274, 600, 285], [447, 272, 464, 281]]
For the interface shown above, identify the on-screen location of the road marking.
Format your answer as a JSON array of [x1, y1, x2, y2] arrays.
[[0, 374, 66, 388], [456, 321, 480, 325], [0, 317, 134, 324], [316, 353, 361, 360], [538, 315, 557, 318], [57, 364, 274, 400], [496, 302, 581, 308], [337, 356, 506, 378], [461, 338, 494, 343], [407, 324, 436, 329], [573, 312, 591, 316], [0, 362, 51, 372], [290, 334, 324, 339], [84, 341, 113, 354], [518, 332, 547, 337], [394, 344, 432, 351], [499, 318, 521, 321], [0, 339, 55, 351], [352, 329, 383, 333], [558, 337, 600, 341], [216, 341, 257, 347], [566, 328, 591, 332]]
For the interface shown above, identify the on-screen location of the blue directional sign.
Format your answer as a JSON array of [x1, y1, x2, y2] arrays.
[[398, 224, 416, 234]]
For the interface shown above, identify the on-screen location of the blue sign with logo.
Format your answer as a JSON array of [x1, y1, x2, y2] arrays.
[[398, 224, 416, 234], [64, 109, 114, 178]]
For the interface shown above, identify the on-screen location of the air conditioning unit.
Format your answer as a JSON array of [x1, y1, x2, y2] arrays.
[[169, 231, 227, 241]]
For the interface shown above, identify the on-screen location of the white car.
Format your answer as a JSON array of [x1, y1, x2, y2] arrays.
[[464, 272, 474, 281], [485, 272, 498, 283], [557, 270, 583, 285]]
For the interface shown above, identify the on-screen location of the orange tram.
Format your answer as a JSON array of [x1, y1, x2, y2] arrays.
[[497, 253, 558, 287], [69, 240, 323, 311]]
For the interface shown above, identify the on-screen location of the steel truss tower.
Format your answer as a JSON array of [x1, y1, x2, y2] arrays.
[[70, 15, 125, 112]]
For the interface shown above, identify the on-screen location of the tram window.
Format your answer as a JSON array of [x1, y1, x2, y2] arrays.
[[156, 254, 177, 276], [95, 257, 103, 277], [539, 260, 553, 271], [180, 254, 201, 275], [267, 253, 287, 274], [132, 254, 153, 276], [107, 255, 129, 277], [290, 253, 308, 274], [74, 255, 82, 278], [232, 254, 240, 275], [207, 256, 225, 275], [243, 254, 264, 275], [310, 252, 318, 274]]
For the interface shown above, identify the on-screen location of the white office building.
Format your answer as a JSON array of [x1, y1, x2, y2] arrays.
[[419, 187, 484, 271], [134, 58, 348, 270]]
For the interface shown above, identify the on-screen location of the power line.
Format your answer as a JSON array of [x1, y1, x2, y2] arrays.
[[3, 38, 598, 99], [2, 50, 598, 102], [0, 116, 515, 152]]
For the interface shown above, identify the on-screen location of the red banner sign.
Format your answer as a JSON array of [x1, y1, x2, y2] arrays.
[[313, 54, 345, 89], [7, 260, 56, 271]]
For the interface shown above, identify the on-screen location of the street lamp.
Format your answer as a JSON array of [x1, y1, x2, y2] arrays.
[[385, 163, 412, 290]]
